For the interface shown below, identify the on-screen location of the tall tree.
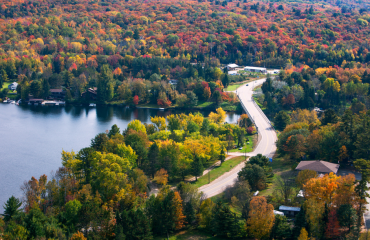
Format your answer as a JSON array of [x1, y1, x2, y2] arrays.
[[246, 196, 275, 239], [191, 154, 204, 181], [2, 196, 22, 221], [97, 65, 114, 103]]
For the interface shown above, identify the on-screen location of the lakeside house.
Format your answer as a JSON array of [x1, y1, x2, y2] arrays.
[[295, 160, 339, 175], [50, 89, 65, 99], [8, 82, 18, 90], [81, 87, 97, 101]]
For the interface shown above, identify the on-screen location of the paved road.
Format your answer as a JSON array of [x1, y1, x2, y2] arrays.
[[199, 78, 277, 198]]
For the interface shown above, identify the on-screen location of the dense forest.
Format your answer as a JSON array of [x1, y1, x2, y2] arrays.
[[1, 0, 370, 106]]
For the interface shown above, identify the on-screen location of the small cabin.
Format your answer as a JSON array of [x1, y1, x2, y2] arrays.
[[279, 205, 301, 217]]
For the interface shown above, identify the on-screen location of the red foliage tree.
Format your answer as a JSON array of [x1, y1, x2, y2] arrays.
[[325, 209, 341, 239], [133, 95, 139, 105]]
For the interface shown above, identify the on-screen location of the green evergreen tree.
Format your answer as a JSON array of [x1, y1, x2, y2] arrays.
[[191, 155, 204, 181], [133, 29, 140, 40], [220, 148, 226, 165], [222, 74, 230, 88], [42, 79, 50, 99], [108, 124, 121, 138], [292, 207, 307, 239], [97, 65, 114, 103], [2, 196, 22, 222], [184, 201, 196, 225], [63, 71, 73, 88], [0, 69, 8, 89], [270, 215, 291, 240], [212, 202, 239, 238], [115, 208, 152, 240], [274, 111, 291, 131]]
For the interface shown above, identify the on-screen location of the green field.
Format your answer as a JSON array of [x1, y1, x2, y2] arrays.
[[1, 82, 10, 90], [192, 156, 247, 188], [225, 82, 245, 91], [228, 135, 254, 153]]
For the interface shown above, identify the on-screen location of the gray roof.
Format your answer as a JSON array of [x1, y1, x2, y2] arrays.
[[279, 205, 301, 212], [295, 160, 339, 174]]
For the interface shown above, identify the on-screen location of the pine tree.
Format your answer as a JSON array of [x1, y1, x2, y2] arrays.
[[3, 196, 22, 221], [212, 202, 239, 237], [148, 143, 160, 178], [0, 69, 8, 89], [184, 201, 196, 225], [191, 155, 204, 181], [42, 79, 50, 99]]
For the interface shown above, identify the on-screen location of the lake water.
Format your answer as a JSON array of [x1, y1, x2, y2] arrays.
[[0, 104, 240, 211]]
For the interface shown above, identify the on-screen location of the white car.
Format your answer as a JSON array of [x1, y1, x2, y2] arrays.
[[239, 147, 243, 150]]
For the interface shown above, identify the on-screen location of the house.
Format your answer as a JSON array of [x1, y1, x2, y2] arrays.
[[8, 82, 18, 91], [28, 99, 44, 105], [244, 66, 267, 74], [50, 89, 65, 99], [274, 210, 284, 216], [227, 64, 239, 71], [279, 205, 301, 217], [228, 70, 238, 75], [81, 87, 97, 101], [295, 160, 339, 175], [168, 79, 178, 85]]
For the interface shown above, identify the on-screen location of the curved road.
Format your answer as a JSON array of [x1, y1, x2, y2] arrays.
[[199, 78, 277, 198]]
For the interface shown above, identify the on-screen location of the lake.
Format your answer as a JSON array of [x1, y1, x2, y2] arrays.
[[0, 104, 240, 211]]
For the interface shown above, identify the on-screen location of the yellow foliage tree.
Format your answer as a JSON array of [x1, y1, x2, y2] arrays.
[[208, 107, 226, 124], [151, 116, 167, 131], [246, 196, 275, 239]]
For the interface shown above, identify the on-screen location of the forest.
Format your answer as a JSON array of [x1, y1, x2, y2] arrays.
[[1, 0, 370, 108], [1, 111, 369, 239]]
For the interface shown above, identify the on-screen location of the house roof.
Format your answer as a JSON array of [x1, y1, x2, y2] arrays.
[[274, 210, 284, 216], [9, 82, 18, 86], [50, 89, 63, 93], [295, 160, 339, 174], [244, 66, 267, 70], [227, 64, 239, 68], [279, 205, 301, 212]]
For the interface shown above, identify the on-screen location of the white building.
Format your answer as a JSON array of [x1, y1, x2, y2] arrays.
[[8, 82, 18, 91], [227, 64, 239, 71], [244, 66, 267, 74], [228, 70, 238, 75]]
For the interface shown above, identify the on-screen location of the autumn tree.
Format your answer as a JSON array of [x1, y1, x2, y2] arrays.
[[246, 196, 275, 239], [296, 169, 317, 188]]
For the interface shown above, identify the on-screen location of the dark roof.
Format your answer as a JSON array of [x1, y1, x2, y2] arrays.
[[295, 160, 339, 174], [50, 89, 63, 93], [29, 98, 44, 102]]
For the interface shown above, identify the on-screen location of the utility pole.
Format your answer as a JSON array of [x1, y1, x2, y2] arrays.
[[208, 171, 210, 184]]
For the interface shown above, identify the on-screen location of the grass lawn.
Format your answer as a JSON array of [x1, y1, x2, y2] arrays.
[[192, 156, 247, 188], [137, 103, 166, 108], [259, 157, 295, 196], [1, 82, 10, 90], [153, 229, 224, 240], [228, 135, 254, 153], [196, 101, 213, 108], [225, 82, 245, 91]]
